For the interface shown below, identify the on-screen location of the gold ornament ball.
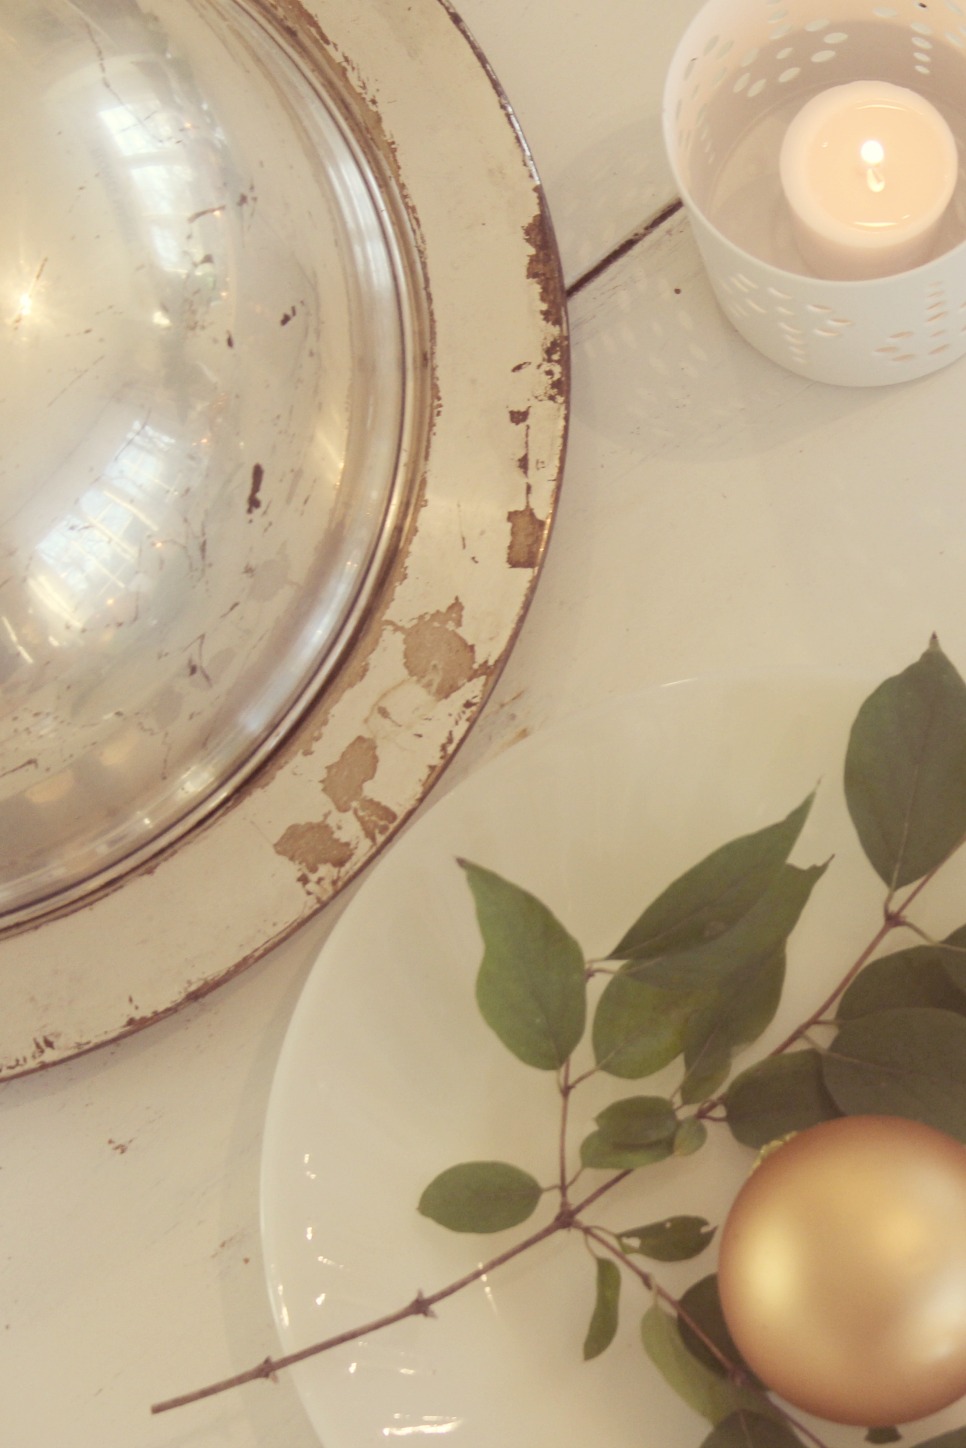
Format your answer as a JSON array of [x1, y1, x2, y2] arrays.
[[717, 1115, 966, 1426]]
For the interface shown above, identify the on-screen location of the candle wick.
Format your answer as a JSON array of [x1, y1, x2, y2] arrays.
[[866, 164, 885, 193]]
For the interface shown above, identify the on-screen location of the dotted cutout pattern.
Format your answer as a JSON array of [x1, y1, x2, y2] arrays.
[[669, 0, 966, 382]]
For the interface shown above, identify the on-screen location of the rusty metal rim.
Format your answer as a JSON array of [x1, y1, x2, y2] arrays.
[[0, 0, 569, 1079], [0, 5, 429, 933]]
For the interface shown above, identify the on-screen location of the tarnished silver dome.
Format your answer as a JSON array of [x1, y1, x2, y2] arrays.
[[0, 0, 416, 923]]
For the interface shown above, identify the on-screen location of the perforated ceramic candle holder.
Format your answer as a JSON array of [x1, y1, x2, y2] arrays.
[[663, 0, 966, 386]]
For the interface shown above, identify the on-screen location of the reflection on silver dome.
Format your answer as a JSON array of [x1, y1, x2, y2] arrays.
[[0, 0, 418, 924]]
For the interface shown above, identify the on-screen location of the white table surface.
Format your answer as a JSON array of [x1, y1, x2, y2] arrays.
[[7, 2, 966, 1445]]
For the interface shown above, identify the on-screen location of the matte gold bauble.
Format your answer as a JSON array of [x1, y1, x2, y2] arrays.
[[717, 1115, 966, 1426]]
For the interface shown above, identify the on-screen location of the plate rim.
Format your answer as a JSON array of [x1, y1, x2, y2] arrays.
[[0, 0, 569, 1077], [257, 675, 887, 1448]]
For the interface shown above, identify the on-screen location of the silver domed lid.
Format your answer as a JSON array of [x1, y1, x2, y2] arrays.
[[0, 0, 568, 1075], [1, 0, 415, 924]]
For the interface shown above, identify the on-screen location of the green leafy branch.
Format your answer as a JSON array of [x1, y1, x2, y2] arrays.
[[152, 639, 966, 1448]]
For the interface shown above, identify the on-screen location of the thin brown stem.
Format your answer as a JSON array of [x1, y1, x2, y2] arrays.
[[152, 1218, 562, 1414], [151, 1171, 634, 1415], [748, 836, 966, 1065], [558, 1058, 572, 1198], [581, 1228, 832, 1448], [885, 834, 965, 919], [582, 1226, 735, 1375], [155, 835, 966, 1426], [765, 911, 896, 1058]]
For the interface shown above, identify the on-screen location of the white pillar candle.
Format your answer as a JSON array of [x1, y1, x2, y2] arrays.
[[779, 81, 958, 280]]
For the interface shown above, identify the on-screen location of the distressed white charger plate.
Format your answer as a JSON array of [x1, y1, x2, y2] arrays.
[[0, 0, 567, 1076], [260, 680, 966, 1448]]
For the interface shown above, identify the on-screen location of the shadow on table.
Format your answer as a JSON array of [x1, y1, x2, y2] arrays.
[[568, 206, 948, 465]]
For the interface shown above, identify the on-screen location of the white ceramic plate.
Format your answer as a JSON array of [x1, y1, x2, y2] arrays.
[[0, 0, 567, 1076], [261, 680, 966, 1447]]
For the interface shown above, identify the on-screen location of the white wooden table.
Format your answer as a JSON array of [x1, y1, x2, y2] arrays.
[[6, 1, 966, 1444]]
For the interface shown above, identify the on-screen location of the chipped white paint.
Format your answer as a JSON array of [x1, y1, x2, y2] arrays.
[[0, 0, 568, 1076]]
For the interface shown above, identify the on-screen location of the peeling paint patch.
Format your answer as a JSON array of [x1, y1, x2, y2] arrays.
[[512, 407, 531, 478], [541, 332, 568, 404], [506, 504, 544, 569], [324, 735, 378, 810], [523, 210, 564, 328], [324, 735, 398, 843], [356, 796, 397, 841], [400, 600, 480, 700], [247, 463, 265, 515], [274, 820, 353, 874]]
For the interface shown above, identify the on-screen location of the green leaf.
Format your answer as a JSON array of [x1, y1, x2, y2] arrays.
[[821, 1006, 966, 1140], [418, 1161, 542, 1233], [677, 1274, 764, 1388], [599, 862, 825, 1103], [624, 862, 826, 995], [674, 1117, 708, 1156], [583, 1256, 621, 1361], [462, 861, 586, 1070], [677, 863, 828, 1102], [580, 1094, 678, 1170], [592, 1094, 679, 1145], [592, 970, 696, 1079], [679, 946, 785, 1103], [610, 793, 815, 960], [724, 1050, 841, 1148], [838, 931, 966, 1020], [866, 1431, 902, 1445], [641, 1302, 780, 1426], [581, 1133, 673, 1171], [844, 639, 966, 889], [700, 1411, 805, 1447], [620, 1215, 715, 1262], [935, 923, 966, 1001]]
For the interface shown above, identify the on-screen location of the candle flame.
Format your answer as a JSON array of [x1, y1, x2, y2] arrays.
[[860, 137, 886, 193]]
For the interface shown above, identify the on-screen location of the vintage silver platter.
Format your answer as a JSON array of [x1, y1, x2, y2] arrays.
[[0, 0, 568, 1075]]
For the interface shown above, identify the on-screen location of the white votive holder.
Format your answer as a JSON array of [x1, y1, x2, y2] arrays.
[[663, 0, 966, 386]]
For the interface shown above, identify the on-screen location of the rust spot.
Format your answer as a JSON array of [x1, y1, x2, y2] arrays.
[[512, 407, 531, 476], [356, 797, 397, 841], [274, 820, 353, 873], [541, 332, 567, 404], [325, 736, 377, 810], [280, 306, 297, 326], [523, 211, 565, 328], [507, 504, 544, 569], [108, 1138, 131, 1155], [247, 463, 264, 515], [324, 736, 398, 843], [400, 601, 480, 700]]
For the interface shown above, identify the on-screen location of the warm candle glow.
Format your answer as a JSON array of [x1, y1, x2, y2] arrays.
[[718, 1116, 966, 1427], [779, 82, 958, 279], [860, 138, 885, 193]]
